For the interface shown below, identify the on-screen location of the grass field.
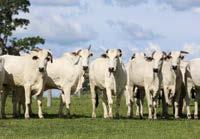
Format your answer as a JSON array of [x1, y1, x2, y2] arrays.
[[0, 94, 200, 139]]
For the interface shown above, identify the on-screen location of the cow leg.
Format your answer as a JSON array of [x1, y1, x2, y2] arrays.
[[145, 89, 153, 119], [102, 91, 109, 119], [185, 83, 192, 119], [24, 85, 31, 119], [194, 101, 198, 119], [135, 97, 140, 116], [106, 88, 113, 118], [64, 87, 71, 117], [12, 91, 19, 118], [115, 92, 122, 118], [174, 89, 181, 119], [58, 93, 65, 117], [0, 91, 7, 119], [153, 99, 157, 120], [139, 92, 144, 119], [135, 87, 139, 116], [36, 93, 44, 119], [90, 84, 97, 118], [162, 93, 168, 119], [125, 86, 133, 118]]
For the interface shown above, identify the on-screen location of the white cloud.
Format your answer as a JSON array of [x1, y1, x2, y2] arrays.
[[14, 6, 97, 45], [30, 0, 81, 6], [107, 20, 161, 41], [157, 0, 200, 11], [192, 7, 200, 13], [183, 43, 200, 58], [105, 0, 200, 11], [145, 42, 161, 55], [105, 0, 148, 7]]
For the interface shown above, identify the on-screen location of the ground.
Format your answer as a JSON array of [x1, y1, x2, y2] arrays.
[[0, 94, 200, 139]]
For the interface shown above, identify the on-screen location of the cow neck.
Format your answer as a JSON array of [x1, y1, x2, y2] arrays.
[[113, 58, 122, 76], [73, 56, 81, 66]]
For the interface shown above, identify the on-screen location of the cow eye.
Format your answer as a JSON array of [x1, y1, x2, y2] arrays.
[[89, 53, 93, 57], [32, 56, 39, 60], [115, 56, 118, 58], [46, 57, 50, 61]]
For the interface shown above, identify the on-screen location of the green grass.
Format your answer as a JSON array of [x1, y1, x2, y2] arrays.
[[0, 95, 200, 139]]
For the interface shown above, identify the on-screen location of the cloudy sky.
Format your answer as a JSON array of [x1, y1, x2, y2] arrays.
[[14, 0, 200, 61]]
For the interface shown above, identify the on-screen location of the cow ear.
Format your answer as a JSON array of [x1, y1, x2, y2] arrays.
[[32, 55, 39, 60], [131, 53, 135, 60], [180, 51, 189, 54], [101, 53, 108, 58], [90, 53, 93, 57], [88, 45, 92, 50], [71, 52, 77, 56], [179, 55, 184, 60], [118, 49, 122, 57], [106, 49, 109, 53], [145, 57, 153, 62], [151, 51, 156, 57]]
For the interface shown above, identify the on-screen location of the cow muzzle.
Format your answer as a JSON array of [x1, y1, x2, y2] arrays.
[[153, 68, 159, 73], [108, 67, 115, 73], [39, 67, 45, 72], [83, 66, 88, 71], [172, 65, 177, 70]]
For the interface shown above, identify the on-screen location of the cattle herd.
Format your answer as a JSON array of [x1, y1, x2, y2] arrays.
[[0, 45, 200, 120]]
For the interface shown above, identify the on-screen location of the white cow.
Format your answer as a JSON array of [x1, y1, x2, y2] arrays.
[[44, 46, 93, 117], [0, 58, 5, 119], [89, 49, 127, 118], [126, 51, 165, 119], [185, 58, 200, 119], [161, 51, 188, 119], [1, 49, 53, 119]]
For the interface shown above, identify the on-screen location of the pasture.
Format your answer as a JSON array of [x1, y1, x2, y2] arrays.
[[0, 94, 200, 139]]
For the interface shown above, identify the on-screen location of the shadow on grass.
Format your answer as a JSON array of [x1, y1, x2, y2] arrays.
[[0, 113, 193, 121]]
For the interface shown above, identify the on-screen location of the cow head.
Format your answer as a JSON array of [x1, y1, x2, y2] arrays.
[[131, 52, 146, 60], [165, 51, 188, 71], [71, 45, 93, 71], [145, 51, 165, 73], [101, 49, 122, 73], [31, 48, 53, 73]]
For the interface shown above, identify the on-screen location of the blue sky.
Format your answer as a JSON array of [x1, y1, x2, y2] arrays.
[[14, 0, 200, 61]]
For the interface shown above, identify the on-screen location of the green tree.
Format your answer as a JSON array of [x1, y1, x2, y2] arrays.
[[0, 0, 45, 55]]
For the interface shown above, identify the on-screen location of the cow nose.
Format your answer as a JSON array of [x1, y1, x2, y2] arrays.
[[153, 68, 158, 73], [83, 66, 88, 71], [109, 67, 114, 72], [39, 67, 44, 72], [172, 65, 177, 70]]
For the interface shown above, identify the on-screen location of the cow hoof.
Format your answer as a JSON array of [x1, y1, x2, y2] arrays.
[[109, 115, 113, 119], [194, 115, 198, 119], [39, 115, 44, 119], [25, 114, 30, 119], [187, 115, 191, 119], [92, 113, 96, 118], [148, 117, 153, 120], [104, 116, 109, 119], [175, 116, 180, 119], [25, 116, 30, 119], [153, 117, 157, 120]]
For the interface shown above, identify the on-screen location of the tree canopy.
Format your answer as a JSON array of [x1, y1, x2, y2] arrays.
[[0, 0, 45, 55]]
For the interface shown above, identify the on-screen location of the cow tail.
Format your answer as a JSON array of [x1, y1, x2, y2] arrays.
[[95, 92, 99, 108]]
